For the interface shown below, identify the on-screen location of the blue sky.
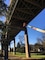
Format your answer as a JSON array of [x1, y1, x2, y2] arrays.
[[0, 16, 6, 23], [27, 8, 45, 44], [4, 0, 10, 6], [0, 0, 45, 48]]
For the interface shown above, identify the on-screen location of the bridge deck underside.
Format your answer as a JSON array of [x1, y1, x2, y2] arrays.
[[2, 0, 45, 43]]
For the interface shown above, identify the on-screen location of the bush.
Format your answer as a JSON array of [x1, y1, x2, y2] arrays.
[[41, 52, 45, 55], [36, 52, 45, 55], [16, 47, 25, 53]]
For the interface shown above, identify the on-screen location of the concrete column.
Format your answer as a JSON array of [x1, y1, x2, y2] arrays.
[[13, 38, 16, 54], [4, 44, 8, 60], [24, 27, 30, 58], [8, 42, 11, 52], [1, 43, 3, 55], [8, 42, 10, 52]]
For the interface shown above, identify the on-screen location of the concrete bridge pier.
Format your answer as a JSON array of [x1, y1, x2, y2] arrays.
[[4, 44, 8, 60], [24, 27, 30, 58], [1, 43, 3, 55], [13, 38, 16, 54]]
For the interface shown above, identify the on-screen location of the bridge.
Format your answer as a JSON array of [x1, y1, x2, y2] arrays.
[[0, 0, 45, 60]]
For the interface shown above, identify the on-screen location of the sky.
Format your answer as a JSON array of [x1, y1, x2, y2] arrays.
[[27, 8, 45, 44], [0, 0, 45, 48]]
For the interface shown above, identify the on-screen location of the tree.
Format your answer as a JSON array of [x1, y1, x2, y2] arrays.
[[42, 35, 45, 50], [0, 20, 9, 46], [0, 21, 4, 29], [18, 35, 25, 46], [0, 0, 8, 16], [17, 42, 21, 48], [34, 43, 43, 52], [37, 34, 45, 51], [16, 42, 21, 52], [0, 21, 4, 39], [16, 42, 25, 53]]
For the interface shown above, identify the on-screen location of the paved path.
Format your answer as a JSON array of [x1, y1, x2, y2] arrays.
[[0, 56, 45, 60], [8, 56, 22, 60], [8, 56, 45, 60]]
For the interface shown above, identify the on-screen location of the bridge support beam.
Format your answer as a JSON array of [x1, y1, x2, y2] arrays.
[[24, 27, 30, 58]]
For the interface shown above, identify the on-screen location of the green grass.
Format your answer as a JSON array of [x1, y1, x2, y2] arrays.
[[8, 52, 45, 59], [31, 53, 45, 59], [15, 52, 26, 57], [8, 52, 26, 57]]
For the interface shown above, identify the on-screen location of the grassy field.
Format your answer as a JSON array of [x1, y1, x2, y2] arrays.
[[8, 52, 45, 59], [31, 53, 45, 59]]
